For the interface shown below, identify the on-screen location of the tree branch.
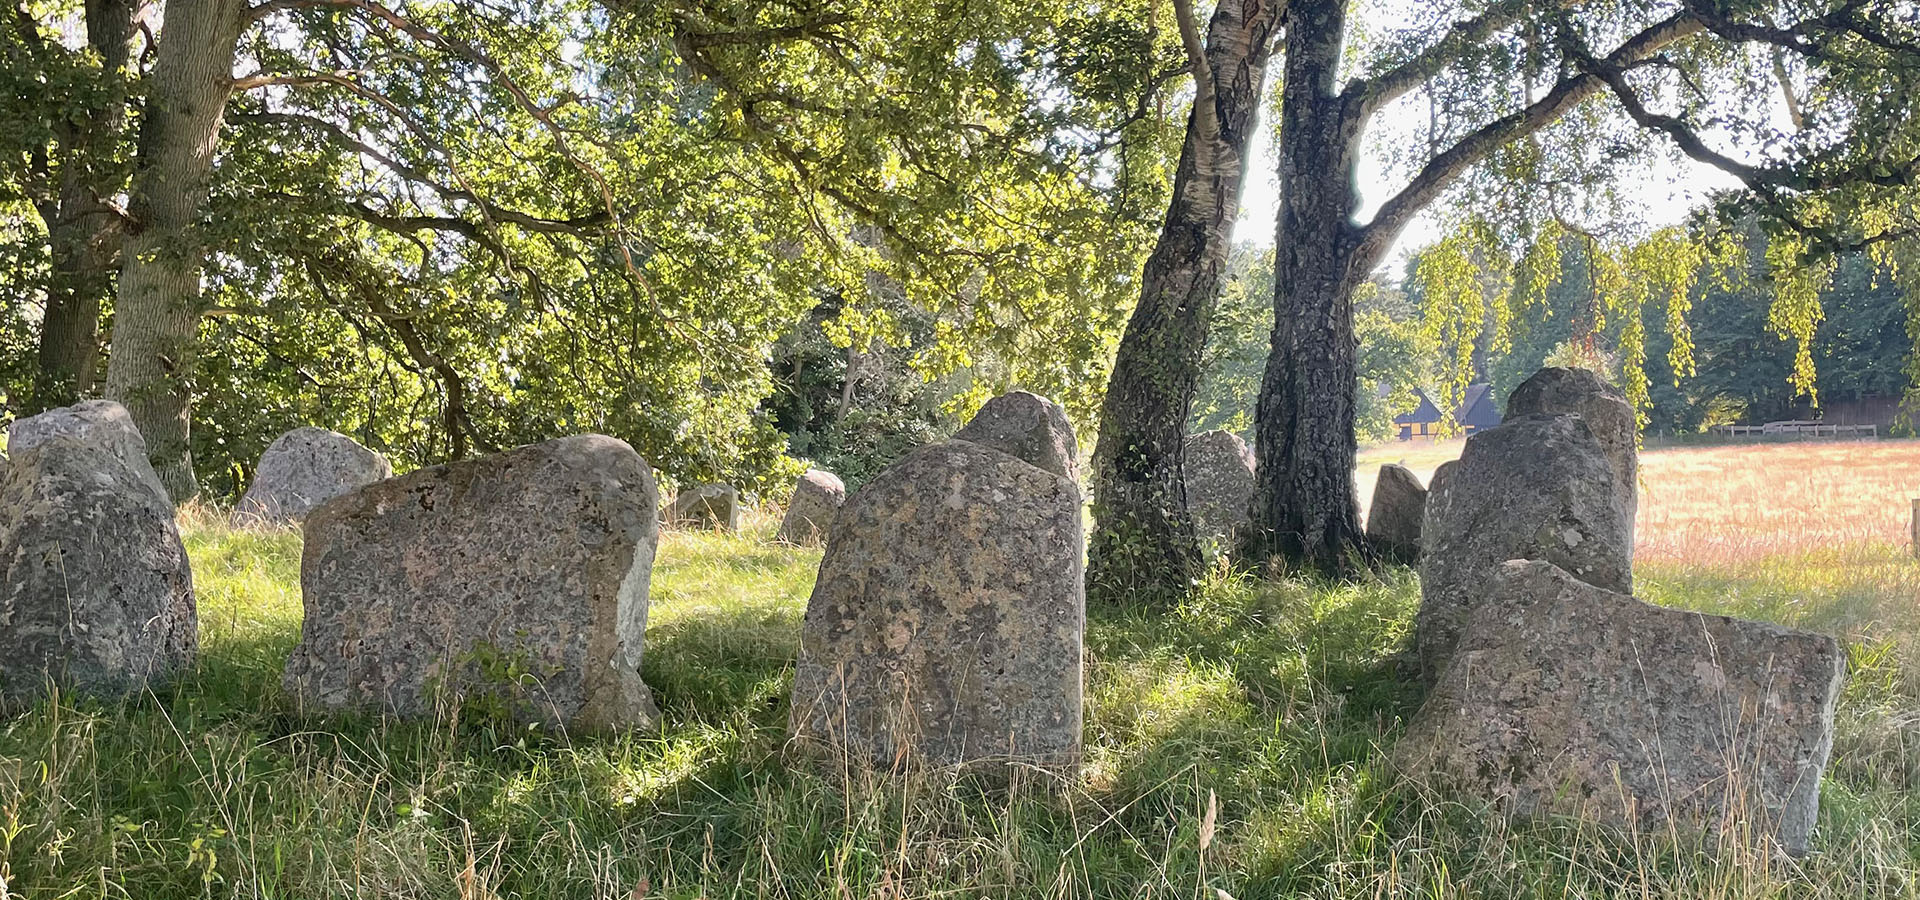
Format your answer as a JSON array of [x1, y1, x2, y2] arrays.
[[1355, 11, 1705, 265], [1171, 0, 1219, 142], [1346, 0, 1545, 117], [231, 110, 612, 233], [1583, 32, 1918, 193]]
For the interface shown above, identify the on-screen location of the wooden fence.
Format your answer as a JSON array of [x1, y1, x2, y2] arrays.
[[1708, 421, 1880, 440]]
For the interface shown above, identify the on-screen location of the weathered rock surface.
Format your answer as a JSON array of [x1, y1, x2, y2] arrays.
[[1417, 414, 1631, 682], [6, 399, 168, 504], [951, 390, 1079, 482], [1506, 366, 1638, 527], [1400, 560, 1844, 856], [232, 427, 392, 525], [1183, 430, 1255, 548], [284, 435, 661, 730], [1365, 463, 1426, 562], [790, 427, 1084, 770], [670, 483, 741, 531], [0, 438, 196, 706], [776, 469, 845, 545]]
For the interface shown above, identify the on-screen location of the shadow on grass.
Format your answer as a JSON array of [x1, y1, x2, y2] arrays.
[[15, 522, 1920, 899]]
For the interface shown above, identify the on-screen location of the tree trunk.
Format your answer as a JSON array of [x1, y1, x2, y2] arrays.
[[1242, 0, 1375, 576], [104, 0, 246, 501], [1086, 0, 1280, 604], [26, 0, 136, 412]]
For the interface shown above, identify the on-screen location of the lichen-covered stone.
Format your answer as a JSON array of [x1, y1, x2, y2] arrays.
[[1183, 430, 1254, 548], [0, 438, 196, 706], [6, 399, 168, 504], [284, 435, 660, 730], [1417, 414, 1631, 683], [776, 469, 844, 545], [1365, 463, 1426, 562], [790, 438, 1084, 771], [670, 483, 740, 531], [1399, 560, 1843, 856], [232, 427, 392, 526], [1506, 367, 1638, 528], [951, 390, 1079, 482]]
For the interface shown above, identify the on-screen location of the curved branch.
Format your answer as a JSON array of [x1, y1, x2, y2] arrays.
[[1345, 0, 1545, 117], [1354, 11, 1705, 266], [1584, 34, 1918, 193], [1172, 0, 1220, 142], [231, 110, 612, 233]]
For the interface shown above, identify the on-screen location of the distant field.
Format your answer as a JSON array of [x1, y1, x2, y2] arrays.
[[1360, 436, 1920, 564]]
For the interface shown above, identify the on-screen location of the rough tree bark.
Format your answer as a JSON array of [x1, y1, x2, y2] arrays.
[[104, 0, 248, 501], [1244, 0, 1373, 575], [1086, 0, 1281, 603], [25, 0, 136, 412]]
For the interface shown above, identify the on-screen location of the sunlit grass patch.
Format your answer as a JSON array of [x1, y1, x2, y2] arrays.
[[2, 476, 1919, 897]]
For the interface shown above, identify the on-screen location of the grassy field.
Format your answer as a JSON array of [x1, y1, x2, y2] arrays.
[[3, 443, 1918, 898]]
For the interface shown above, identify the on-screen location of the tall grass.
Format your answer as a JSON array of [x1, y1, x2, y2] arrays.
[[2, 450, 1919, 898]]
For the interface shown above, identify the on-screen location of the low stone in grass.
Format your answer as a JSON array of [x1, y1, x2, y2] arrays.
[[670, 483, 741, 531], [791, 395, 1084, 771], [232, 426, 392, 526], [1399, 559, 1843, 856], [6, 399, 168, 504], [1416, 414, 1631, 683], [776, 469, 844, 545], [0, 437, 196, 706], [952, 390, 1079, 482], [284, 434, 660, 730], [1183, 430, 1255, 548], [1364, 463, 1426, 562]]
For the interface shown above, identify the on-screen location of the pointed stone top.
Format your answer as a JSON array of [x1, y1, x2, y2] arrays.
[[952, 391, 1079, 482]]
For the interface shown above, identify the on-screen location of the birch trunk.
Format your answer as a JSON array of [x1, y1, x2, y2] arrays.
[[1086, 0, 1280, 603]]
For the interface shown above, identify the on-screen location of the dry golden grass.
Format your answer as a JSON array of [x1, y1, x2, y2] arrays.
[[1360, 436, 1920, 564], [1637, 440, 1920, 566]]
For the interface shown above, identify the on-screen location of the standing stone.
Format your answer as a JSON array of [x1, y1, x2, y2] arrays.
[[232, 427, 393, 526], [1417, 414, 1631, 683], [791, 397, 1084, 771], [1400, 560, 1843, 856], [0, 438, 196, 706], [776, 469, 845, 545], [6, 399, 168, 504], [1506, 366, 1638, 528], [1364, 463, 1427, 562], [284, 435, 661, 730], [952, 390, 1079, 482], [1183, 430, 1255, 548], [670, 483, 741, 531]]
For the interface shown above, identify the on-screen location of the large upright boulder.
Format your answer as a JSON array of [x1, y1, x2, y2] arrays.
[[1400, 560, 1844, 856], [232, 427, 393, 526], [284, 435, 661, 730], [776, 469, 845, 545], [1364, 463, 1426, 562], [952, 390, 1079, 482], [791, 396, 1085, 771], [6, 399, 168, 504], [1183, 430, 1255, 548], [669, 483, 741, 532], [1417, 414, 1631, 682], [0, 438, 196, 706], [1506, 367, 1638, 527]]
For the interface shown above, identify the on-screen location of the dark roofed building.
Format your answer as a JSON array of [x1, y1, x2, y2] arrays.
[[1396, 384, 1502, 441]]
